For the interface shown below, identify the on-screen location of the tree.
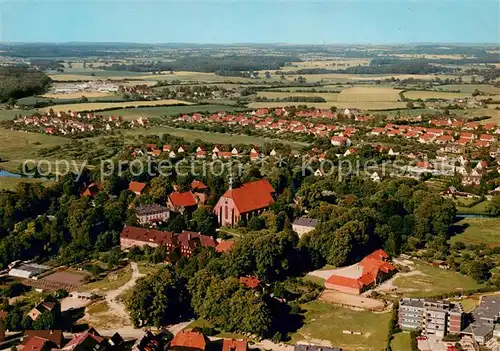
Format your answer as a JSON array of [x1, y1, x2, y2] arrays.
[[191, 206, 217, 236], [406, 101, 415, 109], [486, 196, 500, 217], [127, 268, 190, 327], [265, 71, 271, 79], [248, 216, 266, 231], [472, 89, 480, 97]]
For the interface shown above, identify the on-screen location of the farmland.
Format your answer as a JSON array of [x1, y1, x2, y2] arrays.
[[113, 126, 308, 149], [41, 92, 117, 99], [403, 90, 472, 100], [0, 176, 52, 192], [96, 104, 247, 120], [0, 108, 37, 121], [0, 129, 69, 172], [449, 218, 500, 247], [38, 99, 193, 113]]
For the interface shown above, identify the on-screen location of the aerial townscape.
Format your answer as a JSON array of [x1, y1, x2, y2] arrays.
[[0, 1, 499, 351]]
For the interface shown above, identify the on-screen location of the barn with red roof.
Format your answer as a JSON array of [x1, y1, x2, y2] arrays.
[[325, 249, 396, 295], [213, 179, 274, 226]]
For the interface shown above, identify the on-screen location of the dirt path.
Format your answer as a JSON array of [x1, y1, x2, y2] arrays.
[[105, 262, 145, 322]]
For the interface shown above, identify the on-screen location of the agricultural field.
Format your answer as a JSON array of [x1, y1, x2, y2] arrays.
[[113, 126, 308, 149], [454, 199, 490, 214], [0, 108, 37, 121], [437, 84, 500, 94], [290, 301, 392, 351], [97, 104, 247, 120], [449, 218, 500, 247], [0, 177, 52, 192], [0, 129, 69, 173], [39, 99, 193, 113], [41, 92, 117, 99], [337, 87, 402, 102], [392, 260, 484, 297], [252, 86, 407, 110], [403, 90, 472, 100]]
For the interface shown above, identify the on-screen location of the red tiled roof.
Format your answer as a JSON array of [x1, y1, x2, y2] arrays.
[[129, 181, 147, 194], [168, 191, 197, 207], [365, 249, 389, 261], [240, 276, 261, 289], [222, 180, 274, 214], [326, 275, 362, 289], [120, 226, 176, 246], [170, 330, 208, 350], [23, 336, 49, 351], [191, 180, 208, 191], [222, 339, 247, 351], [24, 330, 63, 347], [216, 240, 235, 253], [178, 231, 217, 249]]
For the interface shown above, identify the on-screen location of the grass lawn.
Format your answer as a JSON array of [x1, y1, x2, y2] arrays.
[[455, 200, 490, 214], [290, 301, 392, 351], [39, 99, 193, 113], [393, 261, 483, 297], [97, 104, 247, 120], [86, 301, 110, 315], [0, 108, 37, 121], [81, 265, 132, 292], [453, 296, 480, 313], [0, 129, 70, 173], [114, 126, 308, 149], [390, 332, 412, 351], [449, 218, 500, 248], [0, 177, 53, 192]]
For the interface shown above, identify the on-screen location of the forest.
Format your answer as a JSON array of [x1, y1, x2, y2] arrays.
[[101, 55, 302, 73], [0, 67, 52, 102]]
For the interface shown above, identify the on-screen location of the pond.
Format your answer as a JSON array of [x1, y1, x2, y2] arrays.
[[0, 169, 22, 178]]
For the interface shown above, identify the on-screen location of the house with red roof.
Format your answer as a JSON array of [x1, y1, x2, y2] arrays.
[[170, 330, 209, 351], [325, 250, 396, 295], [191, 180, 208, 192], [214, 179, 274, 226], [222, 339, 247, 351], [167, 191, 199, 213], [129, 181, 148, 196], [82, 183, 99, 197], [215, 240, 235, 254], [240, 276, 261, 289]]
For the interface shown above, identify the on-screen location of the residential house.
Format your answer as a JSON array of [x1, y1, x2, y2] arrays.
[[28, 297, 59, 321], [240, 276, 261, 289], [23, 330, 63, 349], [214, 179, 274, 226], [167, 191, 199, 213], [292, 217, 318, 238], [136, 204, 170, 225], [129, 181, 148, 196], [331, 136, 351, 146], [170, 330, 209, 351]]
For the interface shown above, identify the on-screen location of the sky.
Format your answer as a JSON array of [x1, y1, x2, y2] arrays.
[[0, 0, 498, 44]]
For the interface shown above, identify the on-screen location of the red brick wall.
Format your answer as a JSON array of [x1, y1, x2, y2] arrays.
[[214, 196, 239, 226]]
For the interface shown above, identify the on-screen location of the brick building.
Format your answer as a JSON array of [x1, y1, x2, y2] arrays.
[[213, 179, 274, 226]]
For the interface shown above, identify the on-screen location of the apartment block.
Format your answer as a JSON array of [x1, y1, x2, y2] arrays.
[[399, 298, 464, 338]]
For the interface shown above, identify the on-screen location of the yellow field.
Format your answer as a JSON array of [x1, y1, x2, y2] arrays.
[[41, 92, 116, 99], [404, 90, 472, 100], [387, 53, 474, 59], [337, 87, 402, 102], [257, 91, 340, 101], [39, 99, 193, 113], [249, 101, 406, 110]]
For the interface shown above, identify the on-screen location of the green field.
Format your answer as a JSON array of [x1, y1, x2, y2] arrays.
[[390, 332, 412, 351], [97, 104, 247, 120], [290, 301, 391, 351], [454, 200, 490, 214], [0, 177, 53, 192], [438, 84, 500, 94], [0, 108, 37, 121], [112, 126, 309, 149], [404, 90, 471, 100], [81, 265, 132, 292], [449, 218, 500, 247], [0, 129, 70, 173], [393, 261, 484, 297]]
